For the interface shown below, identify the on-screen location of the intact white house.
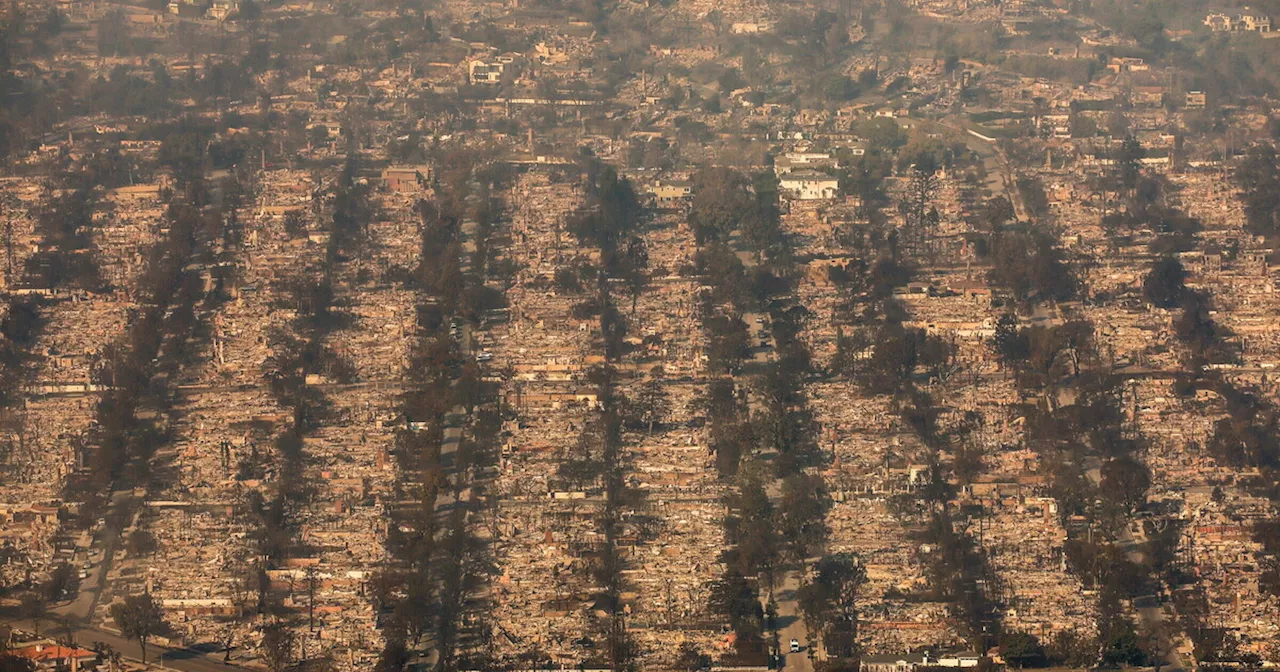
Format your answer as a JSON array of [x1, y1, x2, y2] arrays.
[[779, 170, 839, 200], [861, 651, 983, 672], [469, 55, 519, 84], [649, 180, 693, 208], [1204, 10, 1271, 31], [774, 151, 839, 175]]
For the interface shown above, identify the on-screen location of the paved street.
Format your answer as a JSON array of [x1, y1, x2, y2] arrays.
[[775, 571, 815, 672], [1086, 464, 1185, 671], [4, 618, 248, 672]]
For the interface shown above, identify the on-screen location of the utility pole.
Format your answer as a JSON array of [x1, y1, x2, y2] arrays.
[[306, 565, 318, 633]]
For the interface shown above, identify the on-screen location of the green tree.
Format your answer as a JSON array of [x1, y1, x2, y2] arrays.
[[617, 236, 649, 315], [983, 196, 1016, 229], [986, 224, 1078, 304], [235, 0, 262, 20], [707, 567, 763, 637], [689, 167, 753, 244], [282, 209, 308, 238], [1260, 556, 1280, 598], [567, 159, 642, 250], [127, 529, 157, 557], [1237, 144, 1280, 237], [1143, 256, 1187, 309], [373, 638, 409, 672], [1047, 629, 1098, 667], [992, 313, 1030, 364], [857, 117, 905, 150], [674, 642, 711, 671], [1113, 135, 1144, 192], [705, 314, 750, 374], [1016, 177, 1050, 222], [110, 592, 166, 664], [635, 376, 670, 434], [454, 361, 483, 414], [797, 553, 868, 660], [726, 469, 780, 580], [97, 9, 130, 56], [1101, 622, 1147, 667], [1176, 291, 1234, 361], [778, 473, 832, 564], [1100, 456, 1150, 516], [1069, 113, 1098, 139], [1001, 631, 1048, 668]]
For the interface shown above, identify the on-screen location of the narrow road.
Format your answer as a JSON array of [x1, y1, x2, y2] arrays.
[[907, 115, 1026, 220], [775, 571, 815, 672], [53, 490, 134, 623], [1085, 464, 1184, 671], [1117, 521, 1185, 672], [743, 310, 774, 365], [730, 229, 807, 670]]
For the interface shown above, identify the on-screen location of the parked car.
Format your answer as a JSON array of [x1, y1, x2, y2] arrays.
[[790, 639, 800, 653]]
